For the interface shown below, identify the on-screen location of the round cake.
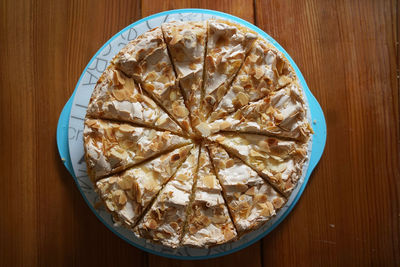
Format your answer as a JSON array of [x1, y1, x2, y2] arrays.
[[83, 19, 313, 248]]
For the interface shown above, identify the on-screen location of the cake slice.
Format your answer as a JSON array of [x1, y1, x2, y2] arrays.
[[209, 83, 313, 141], [86, 66, 183, 134], [133, 145, 199, 248], [181, 145, 237, 247], [208, 144, 285, 233], [198, 20, 257, 129], [209, 133, 308, 195], [209, 39, 296, 122], [84, 119, 191, 181], [114, 27, 192, 134], [162, 21, 207, 128], [96, 145, 193, 227]]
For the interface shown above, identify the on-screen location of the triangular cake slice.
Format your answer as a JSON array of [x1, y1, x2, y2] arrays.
[[209, 39, 296, 122], [84, 119, 190, 181], [210, 83, 313, 141], [209, 133, 308, 195], [114, 27, 192, 134], [208, 144, 285, 233], [162, 21, 207, 128], [96, 145, 193, 227], [198, 20, 257, 127], [134, 145, 199, 248], [181, 145, 237, 247], [87, 66, 183, 134]]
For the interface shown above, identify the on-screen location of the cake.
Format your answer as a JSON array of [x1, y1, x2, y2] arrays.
[[83, 19, 312, 248]]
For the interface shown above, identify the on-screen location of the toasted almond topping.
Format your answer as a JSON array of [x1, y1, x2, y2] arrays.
[[189, 63, 197, 70], [176, 173, 189, 181], [189, 225, 197, 234], [117, 176, 134, 190], [169, 91, 177, 101], [272, 197, 285, 209], [118, 191, 127, 205], [225, 158, 235, 168], [278, 75, 291, 87], [119, 124, 135, 133], [114, 70, 126, 85], [250, 149, 265, 158], [106, 201, 115, 212], [255, 194, 268, 203], [196, 122, 211, 137], [215, 135, 225, 142], [274, 112, 284, 122], [108, 177, 118, 184], [254, 67, 264, 79], [147, 219, 158, 230], [223, 227, 235, 241], [237, 92, 249, 106], [170, 222, 179, 230], [146, 71, 158, 82], [145, 83, 155, 92], [219, 121, 231, 130], [245, 186, 256, 196], [203, 175, 215, 188], [173, 104, 189, 117]]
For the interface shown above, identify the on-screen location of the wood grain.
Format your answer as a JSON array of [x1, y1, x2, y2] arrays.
[[0, 0, 399, 266], [256, 0, 400, 266]]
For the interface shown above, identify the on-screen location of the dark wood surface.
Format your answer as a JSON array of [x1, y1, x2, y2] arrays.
[[1, 0, 399, 266]]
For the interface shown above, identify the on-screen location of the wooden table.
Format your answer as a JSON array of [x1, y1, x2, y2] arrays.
[[1, 0, 399, 266]]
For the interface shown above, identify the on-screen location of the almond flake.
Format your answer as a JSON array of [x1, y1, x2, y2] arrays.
[[237, 92, 249, 106], [278, 75, 291, 87], [173, 104, 189, 117], [225, 158, 234, 168], [216, 135, 225, 142], [254, 67, 264, 80], [272, 197, 285, 209], [203, 175, 215, 188], [218, 121, 231, 130], [245, 186, 256, 196], [147, 219, 158, 230], [196, 122, 211, 137]]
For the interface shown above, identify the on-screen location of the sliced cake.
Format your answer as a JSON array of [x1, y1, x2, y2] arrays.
[[181, 145, 237, 247], [162, 21, 207, 128], [84, 119, 190, 181], [208, 144, 285, 233], [96, 145, 193, 227], [87, 66, 183, 134], [209, 133, 308, 195], [133, 146, 199, 248]]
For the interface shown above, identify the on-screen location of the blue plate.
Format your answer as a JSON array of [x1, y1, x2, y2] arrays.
[[57, 9, 327, 260]]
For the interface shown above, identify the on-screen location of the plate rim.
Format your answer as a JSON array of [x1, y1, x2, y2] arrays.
[[57, 8, 327, 260]]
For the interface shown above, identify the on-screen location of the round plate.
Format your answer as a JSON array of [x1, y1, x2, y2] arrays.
[[57, 9, 327, 260]]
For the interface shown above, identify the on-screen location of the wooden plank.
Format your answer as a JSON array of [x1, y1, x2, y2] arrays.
[[1, 0, 399, 266], [255, 0, 400, 266], [141, 0, 255, 24], [141, 0, 261, 266], [0, 0, 38, 265], [0, 0, 148, 266], [147, 244, 262, 266]]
